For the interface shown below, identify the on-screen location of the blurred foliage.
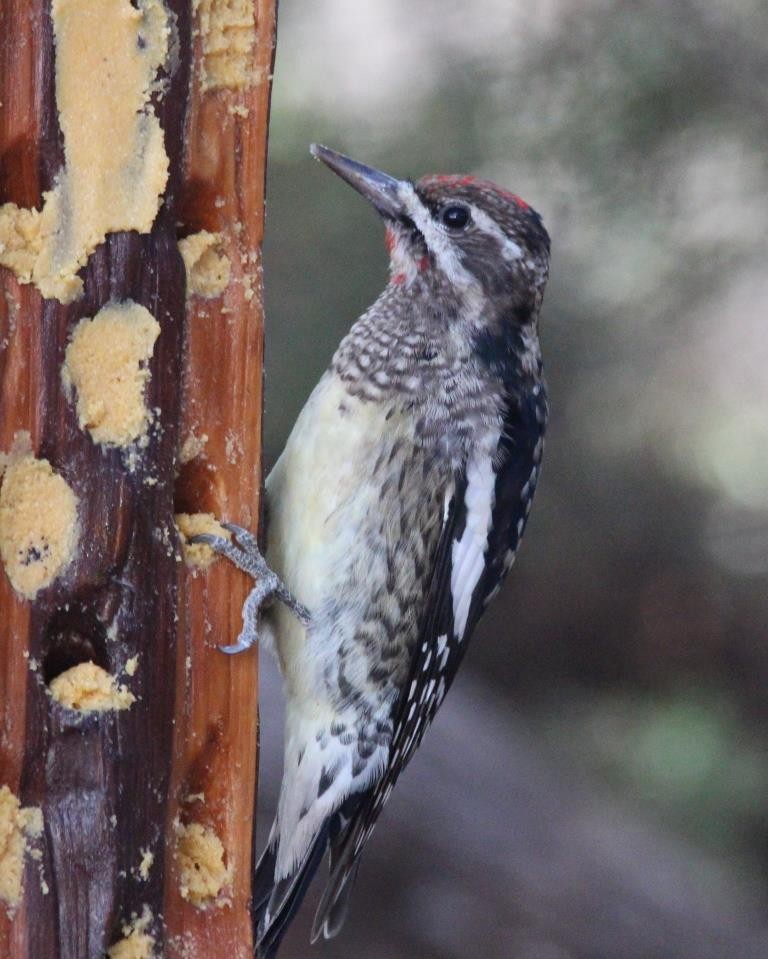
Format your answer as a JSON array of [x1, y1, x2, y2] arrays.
[[535, 687, 768, 870], [261, 0, 768, 905]]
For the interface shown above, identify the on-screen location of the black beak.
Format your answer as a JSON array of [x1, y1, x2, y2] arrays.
[[310, 144, 409, 221]]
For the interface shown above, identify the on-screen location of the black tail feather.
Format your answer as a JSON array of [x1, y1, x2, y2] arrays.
[[310, 795, 369, 943], [252, 839, 278, 931], [312, 858, 361, 942], [257, 820, 331, 959]]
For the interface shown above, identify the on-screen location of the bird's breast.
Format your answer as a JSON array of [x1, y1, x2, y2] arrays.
[[264, 371, 451, 702]]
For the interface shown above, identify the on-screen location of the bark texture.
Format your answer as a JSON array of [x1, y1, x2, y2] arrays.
[[0, 1, 275, 956]]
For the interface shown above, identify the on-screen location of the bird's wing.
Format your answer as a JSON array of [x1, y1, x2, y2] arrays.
[[312, 384, 548, 940]]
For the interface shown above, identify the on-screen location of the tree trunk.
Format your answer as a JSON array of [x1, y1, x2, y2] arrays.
[[0, 1, 275, 956]]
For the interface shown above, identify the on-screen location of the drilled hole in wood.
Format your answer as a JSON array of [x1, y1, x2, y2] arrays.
[[42, 608, 109, 684], [174, 457, 218, 515]]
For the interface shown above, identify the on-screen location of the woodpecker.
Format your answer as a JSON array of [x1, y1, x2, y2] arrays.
[[195, 144, 550, 956]]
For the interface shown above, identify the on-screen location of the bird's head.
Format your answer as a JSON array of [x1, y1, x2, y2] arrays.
[[311, 144, 550, 332]]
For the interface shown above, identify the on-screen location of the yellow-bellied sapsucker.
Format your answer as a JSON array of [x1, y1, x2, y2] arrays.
[[196, 144, 551, 957]]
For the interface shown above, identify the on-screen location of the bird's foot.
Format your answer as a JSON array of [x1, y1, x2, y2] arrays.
[[189, 521, 310, 655]]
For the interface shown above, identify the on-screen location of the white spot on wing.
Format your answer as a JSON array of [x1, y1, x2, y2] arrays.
[[436, 634, 449, 669]]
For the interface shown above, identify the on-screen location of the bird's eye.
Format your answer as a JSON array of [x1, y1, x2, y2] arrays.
[[440, 204, 470, 230]]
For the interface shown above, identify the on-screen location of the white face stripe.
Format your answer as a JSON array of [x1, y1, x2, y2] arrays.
[[392, 184, 522, 287], [396, 182, 475, 288], [468, 205, 524, 261]]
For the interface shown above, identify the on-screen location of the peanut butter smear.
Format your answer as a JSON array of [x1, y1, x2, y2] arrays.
[[194, 0, 257, 91], [107, 906, 156, 959], [0, 0, 170, 302], [48, 661, 135, 713], [179, 231, 231, 298], [175, 820, 232, 908], [62, 301, 161, 447], [0, 786, 43, 909], [0, 452, 79, 599]]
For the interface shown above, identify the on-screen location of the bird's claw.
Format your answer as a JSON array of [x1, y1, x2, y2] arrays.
[[218, 637, 256, 655], [188, 521, 311, 653], [188, 527, 269, 579], [188, 532, 228, 551], [221, 521, 261, 551]]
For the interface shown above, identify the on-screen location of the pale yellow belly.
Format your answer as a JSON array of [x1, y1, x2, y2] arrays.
[[266, 374, 405, 696]]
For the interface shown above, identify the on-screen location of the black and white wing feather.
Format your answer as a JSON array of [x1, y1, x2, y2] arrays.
[[312, 385, 547, 939]]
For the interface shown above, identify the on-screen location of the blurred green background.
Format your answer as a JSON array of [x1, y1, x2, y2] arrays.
[[257, 1, 768, 955]]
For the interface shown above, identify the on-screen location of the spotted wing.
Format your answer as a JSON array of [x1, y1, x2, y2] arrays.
[[312, 386, 547, 939]]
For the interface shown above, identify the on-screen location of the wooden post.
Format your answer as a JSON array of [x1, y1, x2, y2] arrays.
[[0, 1, 275, 956]]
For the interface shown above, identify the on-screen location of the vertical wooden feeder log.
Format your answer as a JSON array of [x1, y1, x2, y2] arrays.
[[0, 1, 276, 956]]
